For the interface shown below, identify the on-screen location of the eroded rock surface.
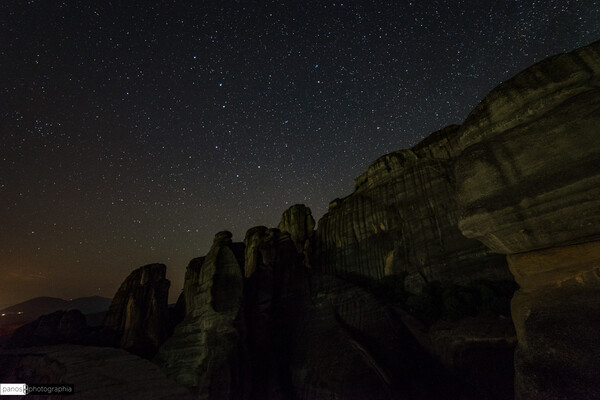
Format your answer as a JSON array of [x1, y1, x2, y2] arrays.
[[316, 125, 510, 295], [154, 231, 244, 398], [278, 204, 315, 253], [103, 263, 170, 358], [455, 41, 600, 254], [454, 41, 600, 400]]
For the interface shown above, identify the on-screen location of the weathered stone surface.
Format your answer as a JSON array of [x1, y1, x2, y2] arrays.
[[316, 127, 510, 294], [278, 204, 315, 254], [103, 263, 170, 358], [5, 310, 87, 348], [455, 41, 600, 254], [458, 42, 600, 150], [154, 231, 244, 398], [453, 41, 600, 399], [507, 241, 600, 400], [0, 345, 194, 399]]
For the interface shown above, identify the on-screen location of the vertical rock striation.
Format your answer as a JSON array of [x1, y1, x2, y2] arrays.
[[316, 125, 510, 294], [103, 263, 170, 358], [454, 40, 600, 399], [154, 231, 244, 399]]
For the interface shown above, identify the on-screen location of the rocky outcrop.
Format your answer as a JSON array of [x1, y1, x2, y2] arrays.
[[154, 232, 244, 398], [316, 125, 510, 295], [278, 204, 316, 266], [454, 40, 600, 399], [0, 345, 194, 399], [5, 310, 87, 348], [103, 263, 170, 358]]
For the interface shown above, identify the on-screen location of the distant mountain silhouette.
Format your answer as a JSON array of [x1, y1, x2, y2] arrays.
[[0, 296, 111, 326]]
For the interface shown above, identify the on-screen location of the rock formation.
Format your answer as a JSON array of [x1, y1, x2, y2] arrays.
[[103, 263, 170, 358], [278, 204, 316, 267], [153, 203, 517, 399], [315, 125, 510, 295], [16, 41, 595, 400], [154, 231, 244, 398], [453, 40, 600, 399]]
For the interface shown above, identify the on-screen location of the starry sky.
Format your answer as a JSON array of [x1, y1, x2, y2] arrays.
[[1, 0, 598, 309]]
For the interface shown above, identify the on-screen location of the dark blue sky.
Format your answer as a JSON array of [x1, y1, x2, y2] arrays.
[[1, 0, 598, 307]]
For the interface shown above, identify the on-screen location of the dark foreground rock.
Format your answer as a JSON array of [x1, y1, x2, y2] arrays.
[[4, 310, 87, 348], [0, 345, 194, 399]]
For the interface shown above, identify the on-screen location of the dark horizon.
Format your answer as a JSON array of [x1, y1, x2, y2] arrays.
[[1, 0, 599, 308]]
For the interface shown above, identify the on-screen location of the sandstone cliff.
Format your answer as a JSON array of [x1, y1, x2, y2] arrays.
[[454, 40, 600, 400], [316, 125, 511, 295]]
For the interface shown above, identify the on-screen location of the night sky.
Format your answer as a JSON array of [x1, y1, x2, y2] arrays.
[[1, 1, 598, 308]]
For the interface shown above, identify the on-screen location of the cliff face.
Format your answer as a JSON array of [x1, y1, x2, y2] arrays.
[[102, 263, 170, 358], [454, 40, 600, 399], [316, 126, 510, 295]]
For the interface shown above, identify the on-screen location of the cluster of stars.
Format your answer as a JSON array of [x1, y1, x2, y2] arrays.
[[0, 0, 598, 307]]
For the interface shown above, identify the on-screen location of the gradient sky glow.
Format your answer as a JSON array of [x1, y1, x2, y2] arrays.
[[1, 0, 599, 308]]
